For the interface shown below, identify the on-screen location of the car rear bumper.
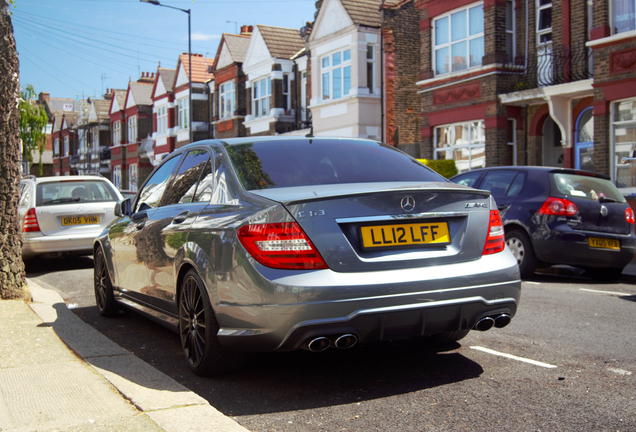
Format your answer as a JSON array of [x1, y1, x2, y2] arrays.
[[533, 227, 636, 269], [213, 252, 521, 352], [22, 233, 97, 259]]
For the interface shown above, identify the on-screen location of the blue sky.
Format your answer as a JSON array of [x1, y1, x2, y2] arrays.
[[12, 0, 315, 100]]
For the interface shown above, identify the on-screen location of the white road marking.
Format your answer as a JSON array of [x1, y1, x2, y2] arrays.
[[607, 367, 633, 376], [470, 346, 557, 368], [580, 288, 634, 296]]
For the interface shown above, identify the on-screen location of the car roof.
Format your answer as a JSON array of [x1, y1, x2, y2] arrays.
[[22, 175, 113, 184], [176, 136, 380, 151], [451, 166, 611, 180]]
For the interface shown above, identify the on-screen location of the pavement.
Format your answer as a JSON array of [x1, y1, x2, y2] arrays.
[[3, 262, 636, 432], [0, 279, 249, 432]]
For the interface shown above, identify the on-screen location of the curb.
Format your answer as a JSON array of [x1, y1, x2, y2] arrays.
[[26, 278, 249, 432]]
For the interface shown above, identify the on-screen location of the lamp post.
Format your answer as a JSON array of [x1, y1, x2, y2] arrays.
[[140, 0, 192, 144]]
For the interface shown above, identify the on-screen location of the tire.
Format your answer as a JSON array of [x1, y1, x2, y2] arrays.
[[94, 247, 118, 317], [505, 229, 538, 279], [585, 267, 623, 281], [179, 269, 245, 376]]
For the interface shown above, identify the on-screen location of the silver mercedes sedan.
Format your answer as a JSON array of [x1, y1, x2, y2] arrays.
[[94, 137, 521, 376]]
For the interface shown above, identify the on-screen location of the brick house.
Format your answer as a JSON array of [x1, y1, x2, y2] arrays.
[[58, 113, 79, 176], [384, 0, 636, 192], [74, 97, 112, 178], [45, 95, 83, 176], [121, 73, 156, 191], [307, 0, 383, 139], [109, 88, 128, 189], [150, 67, 177, 165], [173, 53, 215, 148], [211, 28, 252, 138], [243, 24, 307, 136]]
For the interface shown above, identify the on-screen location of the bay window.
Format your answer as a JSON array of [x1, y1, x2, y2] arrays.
[[112, 120, 120, 146], [434, 3, 484, 76], [156, 105, 167, 135], [219, 81, 235, 119], [177, 98, 189, 129], [614, 0, 636, 33], [434, 120, 486, 173], [128, 115, 137, 143], [321, 49, 351, 101], [613, 99, 636, 189], [252, 77, 271, 118]]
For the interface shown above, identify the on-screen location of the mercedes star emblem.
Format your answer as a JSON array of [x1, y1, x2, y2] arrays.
[[401, 196, 415, 212], [600, 205, 608, 217]]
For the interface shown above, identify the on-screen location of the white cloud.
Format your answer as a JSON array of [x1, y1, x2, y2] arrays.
[[191, 32, 221, 41]]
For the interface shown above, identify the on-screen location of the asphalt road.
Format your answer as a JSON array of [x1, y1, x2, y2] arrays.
[[26, 258, 636, 432]]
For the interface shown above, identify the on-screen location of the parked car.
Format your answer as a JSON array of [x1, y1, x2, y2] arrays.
[[19, 175, 123, 260], [450, 166, 636, 279], [94, 137, 521, 376]]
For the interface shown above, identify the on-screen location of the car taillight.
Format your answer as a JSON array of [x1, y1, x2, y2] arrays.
[[483, 210, 505, 255], [22, 208, 41, 232], [537, 197, 578, 216], [237, 222, 328, 270], [626, 207, 635, 224]]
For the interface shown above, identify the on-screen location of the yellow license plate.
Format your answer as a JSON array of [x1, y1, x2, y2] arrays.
[[61, 215, 100, 226], [360, 222, 450, 249], [588, 237, 620, 250]]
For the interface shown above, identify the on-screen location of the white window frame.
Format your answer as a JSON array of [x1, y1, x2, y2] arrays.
[[434, 120, 486, 173], [321, 49, 352, 101], [252, 76, 271, 118], [433, 2, 485, 76], [156, 105, 167, 135], [54, 138, 59, 157], [219, 81, 235, 119], [64, 136, 69, 156], [367, 44, 376, 94], [612, 0, 636, 34], [129, 163, 138, 191], [536, 0, 552, 45], [128, 115, 137, 143], [506, 0, 516, 63], [112, 120, 121, 146], [282, 74, 291, 112], [113, 165, 122, 189], [177, 98, 189, 130], [611, 97, 636, 191], [507, 118, 517, 166]]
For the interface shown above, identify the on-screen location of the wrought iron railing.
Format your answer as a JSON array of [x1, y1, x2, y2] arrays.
[[503, 42, 593, 92]]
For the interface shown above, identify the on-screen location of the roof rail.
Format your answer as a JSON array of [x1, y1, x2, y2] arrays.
[[22, 174, 36, 180]]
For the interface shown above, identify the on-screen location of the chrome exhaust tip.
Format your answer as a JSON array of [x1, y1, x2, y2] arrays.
[[334, 334, 358, 349], [494, 314, 511, 328], [306, 337, 331, 352], [475, 317, 495, 331]]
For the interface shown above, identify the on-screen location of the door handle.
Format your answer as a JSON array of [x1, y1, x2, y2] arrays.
[[172, 211, 189, 224], [498, 204, 509, 211]]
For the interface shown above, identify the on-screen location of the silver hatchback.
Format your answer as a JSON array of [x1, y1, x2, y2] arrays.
[[94, 137, 521, 376], [19, 175, 122, 260]]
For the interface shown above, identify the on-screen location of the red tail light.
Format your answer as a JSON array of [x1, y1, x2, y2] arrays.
[[237, 222, 328, 270], [22, 208, 41, 232], [626, 207, 635, 224], [537, 197, 578, 216], [483, 210, 505, 255]]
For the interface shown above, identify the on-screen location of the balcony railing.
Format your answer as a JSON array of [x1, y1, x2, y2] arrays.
[[503, 42, 593, 92]]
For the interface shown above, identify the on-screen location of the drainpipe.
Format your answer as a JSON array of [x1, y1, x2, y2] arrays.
[[380, 28, 385, 143], [525, 0, 529, 69]]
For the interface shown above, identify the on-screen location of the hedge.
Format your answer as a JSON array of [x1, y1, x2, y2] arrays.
[[417, 159, 458, 179]]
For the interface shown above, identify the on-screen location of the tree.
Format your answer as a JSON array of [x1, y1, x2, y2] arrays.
[[19, 84, 48, 176], [0, 0, 27, 299]]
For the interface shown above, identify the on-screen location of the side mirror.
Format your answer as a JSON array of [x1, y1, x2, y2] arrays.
[[114, 198, 132, 217]]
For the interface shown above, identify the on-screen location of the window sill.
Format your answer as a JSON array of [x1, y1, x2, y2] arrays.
[[416, 64, 497, 87], [587, 29, 636, 48]]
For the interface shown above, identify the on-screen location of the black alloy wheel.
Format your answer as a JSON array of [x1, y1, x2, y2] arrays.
[[94, 247, 118, 317], [178, 269, 245, 376]]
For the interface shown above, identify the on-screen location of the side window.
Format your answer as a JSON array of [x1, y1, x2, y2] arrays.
[[194, 159, 214, 203], [136, 155, 182, 212], [452, 171, 482, 187], [481, 170, 518, 197], [19, 183, 31, 207], [507, 172, 526, 196], [161, 149, 211, 206]]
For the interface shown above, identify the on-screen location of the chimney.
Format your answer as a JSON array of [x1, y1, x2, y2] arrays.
[[38, 92, 50, 104], [240, 25, 253, 35], [138, 72, 156, 83]]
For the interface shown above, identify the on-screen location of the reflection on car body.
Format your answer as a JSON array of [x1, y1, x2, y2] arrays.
[[94, 137, 521, 376]]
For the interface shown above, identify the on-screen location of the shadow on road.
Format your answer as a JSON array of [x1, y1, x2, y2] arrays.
[[73, 305, 483, 416], [24, 255, 94, 276]]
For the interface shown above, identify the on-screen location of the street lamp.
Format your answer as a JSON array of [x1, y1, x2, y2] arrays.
[[140, 0, 192, 144]]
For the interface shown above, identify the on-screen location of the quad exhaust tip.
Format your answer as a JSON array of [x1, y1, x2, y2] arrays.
[[306, 334, 358, 352]]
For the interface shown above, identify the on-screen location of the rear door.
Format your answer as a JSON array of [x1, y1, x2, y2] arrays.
[[477, 170, 525, 217]]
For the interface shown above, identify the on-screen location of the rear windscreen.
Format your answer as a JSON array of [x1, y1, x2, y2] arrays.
[[36, 180, 120, 206], [225, 139, 445, 190], [551, 173, 626, 203]]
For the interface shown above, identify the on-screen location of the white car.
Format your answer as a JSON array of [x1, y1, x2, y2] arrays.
[[19, 175, 123, 260]]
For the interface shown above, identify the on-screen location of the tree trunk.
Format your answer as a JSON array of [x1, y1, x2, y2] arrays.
[[0, 0, 26, 299]]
